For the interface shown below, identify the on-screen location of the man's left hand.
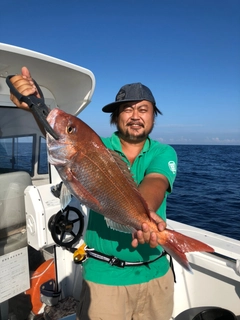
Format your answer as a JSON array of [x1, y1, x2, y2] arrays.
[[131, 211, 166, 248]]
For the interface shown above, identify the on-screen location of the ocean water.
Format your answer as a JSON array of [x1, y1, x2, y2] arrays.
[[0, 143, 239, 240], [167, 145, 240, 240]]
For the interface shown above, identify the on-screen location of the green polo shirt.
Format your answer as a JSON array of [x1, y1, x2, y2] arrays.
[[83, 132, 177, 286]]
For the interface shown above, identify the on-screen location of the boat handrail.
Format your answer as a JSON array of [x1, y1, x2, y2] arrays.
[[210, 252, 240, 276]]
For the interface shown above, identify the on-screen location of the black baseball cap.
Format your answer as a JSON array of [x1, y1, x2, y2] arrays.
[[102, 82, 161, 113]]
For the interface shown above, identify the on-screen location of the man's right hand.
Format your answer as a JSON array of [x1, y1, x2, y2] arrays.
[[10, 67, 40, 110]]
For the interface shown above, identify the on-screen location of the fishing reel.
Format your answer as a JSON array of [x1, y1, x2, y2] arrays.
[[48, 206, 84, 248]]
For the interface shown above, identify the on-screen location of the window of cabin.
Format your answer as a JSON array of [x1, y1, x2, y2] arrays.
[[0, 135, 35, 176], [38, 136, 49, 175]]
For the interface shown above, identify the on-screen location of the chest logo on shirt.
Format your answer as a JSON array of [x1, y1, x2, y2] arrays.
[[168, 161, 177, 174]]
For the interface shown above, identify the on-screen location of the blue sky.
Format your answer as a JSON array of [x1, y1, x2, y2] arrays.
[[1, 0, 240, 145]]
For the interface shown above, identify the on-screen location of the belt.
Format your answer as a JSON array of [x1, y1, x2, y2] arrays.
[[83, 247, 167, 268], [73, 244, 175, 282]]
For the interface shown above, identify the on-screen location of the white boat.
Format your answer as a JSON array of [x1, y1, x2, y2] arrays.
[[0, 43, 239, 320]]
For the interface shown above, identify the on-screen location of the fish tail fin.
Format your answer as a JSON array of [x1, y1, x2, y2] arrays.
[[158, 229, 214, 272]]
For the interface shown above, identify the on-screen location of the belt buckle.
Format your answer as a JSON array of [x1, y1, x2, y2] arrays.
[[73, 243, 87, 264], [109, 257, 125, 268]]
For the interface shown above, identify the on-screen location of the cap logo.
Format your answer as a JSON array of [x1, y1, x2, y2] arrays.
[[116, 89, 126, 101]]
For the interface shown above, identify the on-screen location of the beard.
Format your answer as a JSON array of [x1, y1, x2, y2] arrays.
[[117, 122, 154, 142]]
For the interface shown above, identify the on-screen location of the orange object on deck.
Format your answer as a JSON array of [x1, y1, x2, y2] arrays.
[[26, 258, 55, 315]]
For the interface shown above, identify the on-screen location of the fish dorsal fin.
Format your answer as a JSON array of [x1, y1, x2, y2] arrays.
[[105, 217, 136, 233]]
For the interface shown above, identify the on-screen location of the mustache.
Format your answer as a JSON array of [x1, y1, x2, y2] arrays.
[[127, 121, 144, 127]]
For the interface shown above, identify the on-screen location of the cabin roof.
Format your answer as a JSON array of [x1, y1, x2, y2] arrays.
[[0, 43, 96, 116]]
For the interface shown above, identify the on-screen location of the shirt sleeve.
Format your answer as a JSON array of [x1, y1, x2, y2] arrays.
[[145, 144, 178, 193]]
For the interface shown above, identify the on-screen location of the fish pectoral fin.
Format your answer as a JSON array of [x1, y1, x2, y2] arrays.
[[74, 184, 102, 211], [105, 218, 136, 233], [60, 182, 72, 210], [65, 169, 103, 212]]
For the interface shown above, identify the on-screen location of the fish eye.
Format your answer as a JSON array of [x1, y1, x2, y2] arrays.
[[66, 125, 75, 134]]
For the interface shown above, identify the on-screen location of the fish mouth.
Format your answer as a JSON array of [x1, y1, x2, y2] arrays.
[[46, 131, 58, 143], [46, 108, 60, 128], [46, 133, 68, 166], [48, 152, 68, 166]]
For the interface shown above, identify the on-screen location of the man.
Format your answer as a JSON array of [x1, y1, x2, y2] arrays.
[[10, 68, 177, 320]]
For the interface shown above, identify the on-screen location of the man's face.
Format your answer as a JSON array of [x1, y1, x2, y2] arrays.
[[116, 100, 155, 142]]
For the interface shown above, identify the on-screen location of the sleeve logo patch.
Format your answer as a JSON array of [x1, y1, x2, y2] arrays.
[[168, 161, 177, 174]]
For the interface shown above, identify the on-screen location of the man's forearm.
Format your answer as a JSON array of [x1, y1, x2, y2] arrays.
[[138, 173, 169, 213]]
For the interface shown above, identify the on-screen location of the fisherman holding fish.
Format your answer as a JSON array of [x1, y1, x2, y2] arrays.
[[10, 68, 178, 320]]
